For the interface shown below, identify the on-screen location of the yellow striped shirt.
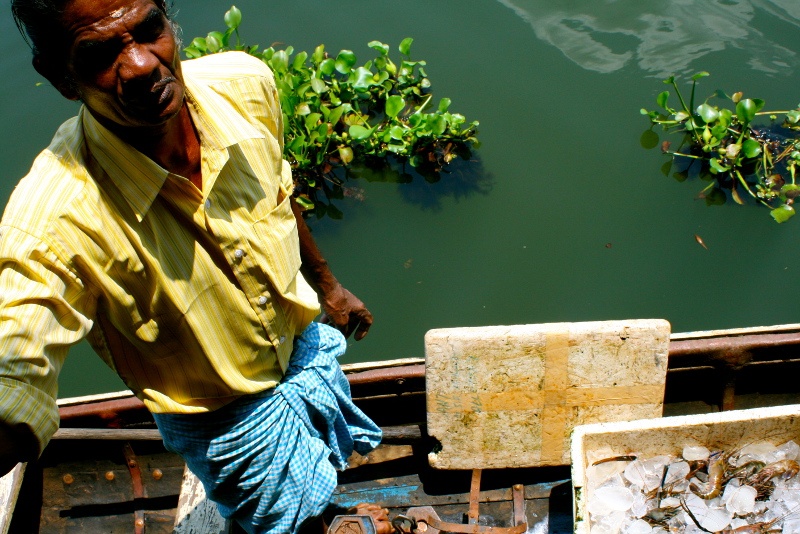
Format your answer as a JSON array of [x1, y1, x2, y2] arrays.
[[0, 52, 320, 456]]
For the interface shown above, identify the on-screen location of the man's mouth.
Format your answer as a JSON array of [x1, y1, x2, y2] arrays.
[[123, 76, 178, 109]]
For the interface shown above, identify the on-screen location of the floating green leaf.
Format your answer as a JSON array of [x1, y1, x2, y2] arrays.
[[335, 50, 357, 74], [709, 158, 729, 174], [771, 204, 795, 223], [353, 67, 374, 92], [368, 41, 389, 56], [640, 130, 659, 149], [697, 103, 719, 124], [399, 38, 413, 56], [310, 77, 328, 94], [657, 91, 670, 111], [224, 5, 241, 29], [742, 138, 762, 158], [736, 98, 757, 124], [349, 125, 373, 140], [386, 95, 404, 118]]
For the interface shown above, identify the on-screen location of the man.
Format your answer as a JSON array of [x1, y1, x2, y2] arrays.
[[1, 0, 389, 531]]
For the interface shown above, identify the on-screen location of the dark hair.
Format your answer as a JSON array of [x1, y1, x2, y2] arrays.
[[11, 0, 173, 60]]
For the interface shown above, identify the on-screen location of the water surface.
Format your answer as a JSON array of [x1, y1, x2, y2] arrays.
[[2, 0, 799, 396]]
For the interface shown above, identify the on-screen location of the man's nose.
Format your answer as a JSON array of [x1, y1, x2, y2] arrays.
[[118, 43, 160, 85]]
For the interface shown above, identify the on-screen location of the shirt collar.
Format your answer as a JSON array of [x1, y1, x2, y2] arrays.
[[82, 69, 265, 222]]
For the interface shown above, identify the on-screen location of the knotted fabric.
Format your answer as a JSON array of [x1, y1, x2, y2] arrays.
[[154, 322, 382, 533]]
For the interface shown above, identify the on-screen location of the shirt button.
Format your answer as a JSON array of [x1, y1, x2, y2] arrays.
[[204, 199, 211, 210], [257, 296, 268, 305], [234, 249, 244, 259], [279, 336, 286, 344]]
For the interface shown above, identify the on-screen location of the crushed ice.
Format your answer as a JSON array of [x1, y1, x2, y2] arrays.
[[586, 440, 800, 533]]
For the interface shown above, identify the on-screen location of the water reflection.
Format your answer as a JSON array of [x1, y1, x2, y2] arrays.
[[497, 0, 800, 76], [397, 157, 494, 211], [340, 155, 494, 212]]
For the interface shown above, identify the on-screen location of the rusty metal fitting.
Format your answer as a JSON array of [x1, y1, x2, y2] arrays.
[[105, 471, 115, 481], [152, 468, 163, 480], [62, 474, 74, 485], [327, 515, 378, 534]]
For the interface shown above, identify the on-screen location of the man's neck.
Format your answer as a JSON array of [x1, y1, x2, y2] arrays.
[[97, 106, 203, 190]]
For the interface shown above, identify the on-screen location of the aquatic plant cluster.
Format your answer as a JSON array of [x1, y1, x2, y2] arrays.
[[185, 6, 480, 219], [586, 440, 800, 533], [642, 73, 800, 223]]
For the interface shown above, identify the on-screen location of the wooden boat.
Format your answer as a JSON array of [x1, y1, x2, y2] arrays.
[[3, 322, 800, 533]]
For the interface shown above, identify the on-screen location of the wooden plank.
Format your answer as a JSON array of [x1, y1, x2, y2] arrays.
[[670, 323, 800, 340], [341, 357, 424, 373], [52, 428, 162, 440], [174, 465, 231, 534], [56, 389, 136, 407], [426, 320, 671, 469], [0, 463, 25, 534]]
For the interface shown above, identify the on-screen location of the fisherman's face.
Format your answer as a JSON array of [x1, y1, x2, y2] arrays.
[[54, 0, 185, 130]]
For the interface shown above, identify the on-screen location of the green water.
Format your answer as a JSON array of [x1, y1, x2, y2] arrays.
[[2, 0, 800, 397]]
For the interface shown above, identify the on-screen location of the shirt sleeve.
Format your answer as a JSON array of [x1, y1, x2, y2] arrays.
[[0, 225, 95, 459], [257, 62, 295, 194]]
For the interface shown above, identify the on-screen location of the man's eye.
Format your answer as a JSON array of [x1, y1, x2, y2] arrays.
[[134, 18, 166, 43], [75, 44, 119, 73]]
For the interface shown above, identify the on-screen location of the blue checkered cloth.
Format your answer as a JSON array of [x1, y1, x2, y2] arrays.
[[153, 322, 382, 533]]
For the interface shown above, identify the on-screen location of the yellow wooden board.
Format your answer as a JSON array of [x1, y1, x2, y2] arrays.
[[425, 319, 670, 469]]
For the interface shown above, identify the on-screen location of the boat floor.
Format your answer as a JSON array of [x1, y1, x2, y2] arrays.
[[11, 325, 800, 532], [9, 437, 574, 533]]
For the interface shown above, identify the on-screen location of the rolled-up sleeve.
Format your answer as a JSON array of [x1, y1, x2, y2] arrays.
[[0, 225, 95, 457]]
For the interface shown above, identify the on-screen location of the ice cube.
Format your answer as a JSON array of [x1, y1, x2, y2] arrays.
[[682, 445, 710, 462], [640, 455, 672, 492], [630, 491, 649, 518], [684, 493, 733, 532], [779, 440, 800, 461], [593, 510, 626, 534], [784, 516, 800, 534], [661, 496, 680, 508], [739, 442, 777, 464], [624, 519, 652, 534], [664, 461, 690, 486], [587, 461, 628, 490], [624, 460, 647, 488], [724, 484, 757, 515], [697, 507, 733, 532], [595, 485, 635, 512]]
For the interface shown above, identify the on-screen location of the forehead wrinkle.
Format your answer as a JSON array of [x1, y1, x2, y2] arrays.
[[71, 6, 164, 49]]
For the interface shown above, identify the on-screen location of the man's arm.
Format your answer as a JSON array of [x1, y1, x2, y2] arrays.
[[291, 198, 373, 340]]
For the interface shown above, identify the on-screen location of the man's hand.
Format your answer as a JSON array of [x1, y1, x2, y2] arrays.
[[319, 284, 373, 341], [291, 197, 374, 340]]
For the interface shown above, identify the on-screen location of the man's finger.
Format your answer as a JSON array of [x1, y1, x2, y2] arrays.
[[354, 321, 371, 340]]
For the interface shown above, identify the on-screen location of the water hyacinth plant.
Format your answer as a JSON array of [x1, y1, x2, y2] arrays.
[[185, 6, 480, 219], [642, 72, 800, 223]]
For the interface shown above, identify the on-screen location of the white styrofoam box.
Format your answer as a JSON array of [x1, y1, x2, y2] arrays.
[[571, 404, 800, 534], [426, 319, 670, 470]]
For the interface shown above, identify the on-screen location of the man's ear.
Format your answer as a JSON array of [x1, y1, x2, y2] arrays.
[[33, 55, 80, 101]]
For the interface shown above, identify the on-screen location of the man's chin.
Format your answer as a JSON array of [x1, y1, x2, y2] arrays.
[[120, 98, 184, 129]]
